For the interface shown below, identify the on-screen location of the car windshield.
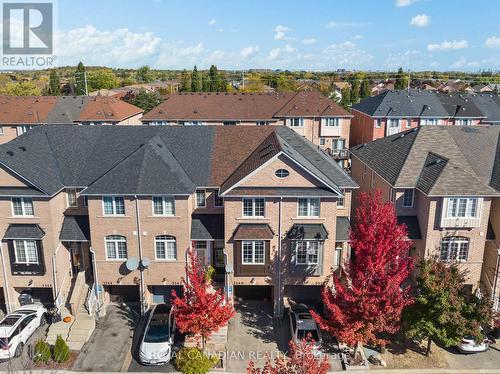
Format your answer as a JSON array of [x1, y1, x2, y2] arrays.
[[297, 328, 319, 341], [0, 316, 21, 327], [144, 305, 171, 343]]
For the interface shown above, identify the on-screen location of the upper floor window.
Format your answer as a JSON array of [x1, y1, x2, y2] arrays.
[[195, 189, 206, 208], [332, 138, 345, 150], [375, 119, 382, 128], [406, 118, 412, 128], [12, 197, 34, 216], [243, 198, 265, 217], [213, 190, 224, 207], [155, 235, 176, 260], [67, 189, 78, 208], [16, 126, 33, 136], [325, 118, 340, 127], [105, 235, 127, 260], [420, 118, 441, 126], [275, 169, 290, 178], [289, 118, 304, 127], [388, 119, 400, 128], [103, 196, 125, 215], [402, 189, 414, 207], [319, 137, 325, 146], [296, 241, 320, 265], [446, 197, 478, 219], [185, 121, 204, 126], [256, 121, 270, 126], [242, 241, 265, 265], [298, 198, 320, 217], [223, 121, 237, 126], [456, 119, 472, 126], [13, 240, 38, 264], [152, 196, 175, 216], [337, 190, 345, 208], [440, 236, 469, 261]]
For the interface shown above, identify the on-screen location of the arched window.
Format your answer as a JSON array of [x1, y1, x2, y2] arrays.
[[155, 235, 176, 261], [440, 236, 469, 261], [105, 235, 127, 260]]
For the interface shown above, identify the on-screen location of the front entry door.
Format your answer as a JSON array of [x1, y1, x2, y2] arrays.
[[70, 242, 84, 275], [194, 241, 207, 265]]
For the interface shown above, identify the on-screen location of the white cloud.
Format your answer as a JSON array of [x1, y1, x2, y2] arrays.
[[175, 42, 204, 56], [353, 34, 364, 40], [325, 21, 337, 29], [274, 25, 290, 40], [410, 14, 430, 27], [427, 40, 468, 51], [302, 38, 316, 44], [217, 28, 224, 33], [322, 41, 373, 67], [240, 45, 260, 57], [267, 44, 297, 60], [208, 18, 216, 26], [396, 0, 418, 7], [325, 21, 371, 29], [485, 36, 500, 48]]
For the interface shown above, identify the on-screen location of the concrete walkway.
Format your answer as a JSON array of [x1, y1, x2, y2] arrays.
[[73, 303, 139, 372]]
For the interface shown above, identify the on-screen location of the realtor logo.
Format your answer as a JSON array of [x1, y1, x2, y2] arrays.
[[2, 2, 53, 54]]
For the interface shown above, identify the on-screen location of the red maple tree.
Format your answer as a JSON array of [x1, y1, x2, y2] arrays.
[[171, 247, 235, 350], [247, 338, 329, 374], [311, 190, 414, 347]]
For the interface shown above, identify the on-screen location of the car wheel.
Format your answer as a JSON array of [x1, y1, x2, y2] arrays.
[[14, 343, 24, 358]]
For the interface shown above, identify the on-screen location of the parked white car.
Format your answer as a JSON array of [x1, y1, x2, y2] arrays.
[[0, 304, 47, 360], [139, 304, 175, 365], [288, 303, 322, 350], [457, 331, 490, 354]]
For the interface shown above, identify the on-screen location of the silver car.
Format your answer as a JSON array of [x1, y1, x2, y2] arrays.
[[139, 304, 175, 365], [288, 303, 322, 349]]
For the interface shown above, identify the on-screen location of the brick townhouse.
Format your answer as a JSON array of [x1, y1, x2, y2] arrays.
[[0, 125, 357, 318], [350, 126, 500, 305], [350, 89, 500, 146], [0, 96, 143, 144], [141, 90, 353, 167]]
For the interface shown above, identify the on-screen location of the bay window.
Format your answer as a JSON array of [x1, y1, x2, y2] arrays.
[[295, 241, 320, 265], [242, 241, 265, 265], [446, 197, 478, 218], [14, 240, 38, 264]]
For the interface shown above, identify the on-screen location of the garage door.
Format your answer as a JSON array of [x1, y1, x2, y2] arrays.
[[234, 285, 273, 301], [284, 285, 322, 303], [106, 285, 140, 303], [17, 287, 54, 307], [150, 285, 183, 304]]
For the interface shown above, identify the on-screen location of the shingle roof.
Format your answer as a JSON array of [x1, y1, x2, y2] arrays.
[[60, 216, 90, 241], [0, 125, 355, 196], [233, 224, 274, 240], [0, 96, 142, 125], [142, 91, 349, 121], [351, 126, 500, 196], [352, 89, 498, 121], [4, 224, 45, 240], [191, 214, 224, 240], [335, 217, 351, 241], [286, 223, 328, 240]]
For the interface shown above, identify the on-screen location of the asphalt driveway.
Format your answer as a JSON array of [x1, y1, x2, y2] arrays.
[[442, 342, 500, 370]]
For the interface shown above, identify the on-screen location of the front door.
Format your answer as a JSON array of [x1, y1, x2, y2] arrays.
[[194, 241, 207, 265], [70, 242, 84, 275]]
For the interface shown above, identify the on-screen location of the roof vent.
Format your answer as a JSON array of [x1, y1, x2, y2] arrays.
[[6, 151, 13, 156], [18, 146, 26, 152]]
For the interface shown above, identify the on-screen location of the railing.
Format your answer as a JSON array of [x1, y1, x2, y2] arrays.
[[330, 148, 349, 160], [85, 283, 102, 318]]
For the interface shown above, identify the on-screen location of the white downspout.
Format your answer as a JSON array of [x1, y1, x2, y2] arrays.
[[277, 197, 283, 317], [134, 195, 146, 316], [0, 247, 12, 313], [51, 242, 62, 309], [89, 247, 100, 308]]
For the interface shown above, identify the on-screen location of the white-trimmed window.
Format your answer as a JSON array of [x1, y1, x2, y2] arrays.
[[446, 197, 478, 218], [298, 198, 320, 217], [103, 196, 125, 215], [289, 118, 304, 127], [13, 240, 38, 264], [242, 241, 265, 265], [243, 198, 265, 217], [105, 235, 127, 260], [152, 196, 175, 216], [67, 189, 78, 208], [256, 121, 270, 126], [296, 241, 320, 265], [456, 119, 472, 126], [213, 190, 224, 207], [440, 237, 469, 261], [16, 126, 33, 136], [325, 118, 340, 127], [403, 189, 414, 207], [275, 169, 290, 178], [375, 119, 382, 128], [12, 197, 34, 216], [196, 189, 206, 208], [319, 137, 325, 146], [155, 235, 176, 260], [406, 118, 412, 128], [337, 190, 345, 208], [420, 118, 440, 126], [388, 118, 401, 128]]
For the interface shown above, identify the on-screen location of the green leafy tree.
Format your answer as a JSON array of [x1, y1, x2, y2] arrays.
[[121, 76, 137, 86], [75, 61, 87, 95], [191, 65, 202, 92], [87, 69, 119, 91], [124, 89, 163, 112], [33, 340, 51, 363], [0, 81, 41, 96], [395, 67, 409, 90], [340, 86, 351, 108], [360, 79, 371, 99], [240, 73, 265, 92], [47, 69, 61, 95], [180, 69, 191, 92], [202, 73, 210, 91], [136, 65, 155, 83], [404, 259, 491, 356], [208, 65, 219, 92], [53, 335, 70, 363]]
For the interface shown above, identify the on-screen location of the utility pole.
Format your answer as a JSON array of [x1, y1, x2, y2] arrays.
[[242, 71, 245, 89]]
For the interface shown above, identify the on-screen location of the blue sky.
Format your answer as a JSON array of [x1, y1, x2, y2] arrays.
[[54, 0, 500, 71]]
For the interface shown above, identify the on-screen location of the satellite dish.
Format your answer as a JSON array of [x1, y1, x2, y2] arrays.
[[141, 257, 151, 268], [225, 264, 233, 274], [126, 257, 139, 271]]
